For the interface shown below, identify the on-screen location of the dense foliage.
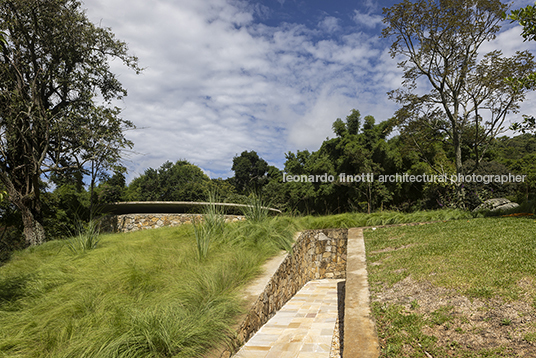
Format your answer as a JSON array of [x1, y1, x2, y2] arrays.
[[125, 160, 210, 202], [88, 109, 534, 217], [0, 0, 139, 245], [1, 0, 536, 257], [382, 0, 536, 206]]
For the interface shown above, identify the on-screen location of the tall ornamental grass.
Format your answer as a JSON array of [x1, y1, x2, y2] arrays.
[[65, 219, 101, 254], [241, 193, 272, 223], [192, 192, 226, 260], [0, 224, 278, 358]]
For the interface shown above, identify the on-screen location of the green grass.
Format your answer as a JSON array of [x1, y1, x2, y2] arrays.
[[0, 220, 293, 358], [365, 217, 536, 300], [192, 194, 226, 261], [365, 216, 536, 357], [224, 216, 298, 253], [296, 208, 472, 229], [0, 208, 509, 357], [65, 219, 101, 255], [241, 193, 273, 223]]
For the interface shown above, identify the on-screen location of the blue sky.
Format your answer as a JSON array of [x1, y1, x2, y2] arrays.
[[82, 0, 536, 181]]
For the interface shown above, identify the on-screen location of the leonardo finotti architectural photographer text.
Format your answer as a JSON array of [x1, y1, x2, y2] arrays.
[[282, 173, 527, 184]]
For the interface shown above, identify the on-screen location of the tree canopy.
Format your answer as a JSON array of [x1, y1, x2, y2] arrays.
[[382, 0, 536, 206], [231, 150, 269, 194], [505, 2, 536, 134], [126, 161, 210, 202], [0, 0, 140, 245]]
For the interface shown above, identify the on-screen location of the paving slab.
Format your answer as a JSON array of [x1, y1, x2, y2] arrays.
[[233, 279, 343, 358]]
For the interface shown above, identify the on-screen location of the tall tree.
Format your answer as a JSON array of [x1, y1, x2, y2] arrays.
[[326, 112, 393, 213], [231, 151, 269, 194], [79, 106, 134, 218], [382, 0, 536, 203], [0, 0, 140, 245], [507, 2, 536, 42], [126, 161, 210, 202]]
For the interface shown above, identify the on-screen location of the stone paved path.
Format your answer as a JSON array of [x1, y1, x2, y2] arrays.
[[233, 279, 343, 358]]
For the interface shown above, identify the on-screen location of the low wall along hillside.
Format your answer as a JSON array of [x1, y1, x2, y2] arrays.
[[100, 213, 245, 233], [98, 201, 279, 233]]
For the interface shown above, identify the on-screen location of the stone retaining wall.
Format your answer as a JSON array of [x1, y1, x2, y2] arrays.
[[100, 213, 245, 233], [221, 228, 348, 357]]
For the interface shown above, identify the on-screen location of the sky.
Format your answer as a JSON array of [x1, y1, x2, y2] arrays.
[[81, 0, 536, 181]]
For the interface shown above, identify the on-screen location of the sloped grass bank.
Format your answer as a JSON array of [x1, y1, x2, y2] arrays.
[[365, 217, 536, 357], [297, 208, 472, 229], [0, 218, 296, 358]]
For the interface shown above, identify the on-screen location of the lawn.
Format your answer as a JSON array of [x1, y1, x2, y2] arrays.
[[365, 217, 536, 357]]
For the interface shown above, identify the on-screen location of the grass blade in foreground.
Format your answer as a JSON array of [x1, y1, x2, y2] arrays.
[[193, 191, 226, 260]]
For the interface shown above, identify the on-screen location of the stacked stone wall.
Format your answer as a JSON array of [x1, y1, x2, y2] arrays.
[[100, 213, 245, 233], [221, 228, 348, 357]]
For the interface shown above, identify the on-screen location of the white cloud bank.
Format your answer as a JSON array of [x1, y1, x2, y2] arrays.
[[82, 0, 536, 180]]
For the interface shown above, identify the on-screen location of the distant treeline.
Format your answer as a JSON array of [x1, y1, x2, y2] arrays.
[[0, 109, 535, 252]]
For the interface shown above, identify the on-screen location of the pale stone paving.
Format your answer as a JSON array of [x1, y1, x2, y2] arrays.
[[233, 279, 343, 358]]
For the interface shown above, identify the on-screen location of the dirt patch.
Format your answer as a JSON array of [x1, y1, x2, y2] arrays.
[[371, 276, 536, 356]]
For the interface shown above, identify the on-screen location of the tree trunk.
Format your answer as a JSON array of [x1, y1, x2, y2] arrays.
[[89, 161, 95, 221], [0, 172, 46, 246], [367, 182, 372, 214], [452, 127, 465, 209], [20, 206, 45, 246]]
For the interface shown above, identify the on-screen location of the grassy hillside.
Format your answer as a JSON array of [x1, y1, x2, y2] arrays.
[[0, 219, 297, 358], [296, 208, 472, 229], [0, 209, 527, 357], [366, 217, 536, 357]]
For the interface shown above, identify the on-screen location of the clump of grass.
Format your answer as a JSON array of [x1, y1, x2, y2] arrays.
[[525, 332, 536, 343], [193, 191, 226, 260], [223, 216, 297, 254], [371, 302, 438, 357], [65, 219, 101, 254], [241, 192, 272, 223], [428, 306, 455, 326], [191, 192, 296, 255]]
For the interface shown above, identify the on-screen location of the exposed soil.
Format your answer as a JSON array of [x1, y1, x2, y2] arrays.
[[370, 276, 536, 357]]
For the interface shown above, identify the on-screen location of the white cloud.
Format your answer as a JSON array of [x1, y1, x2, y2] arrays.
[[352, 10, 383, 29], [485, 26, 536, 58], [318, 16, 341, 33], [362, 0, 379, 12], [81, 0, 532, 181], [82, 0, 402, 179]]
